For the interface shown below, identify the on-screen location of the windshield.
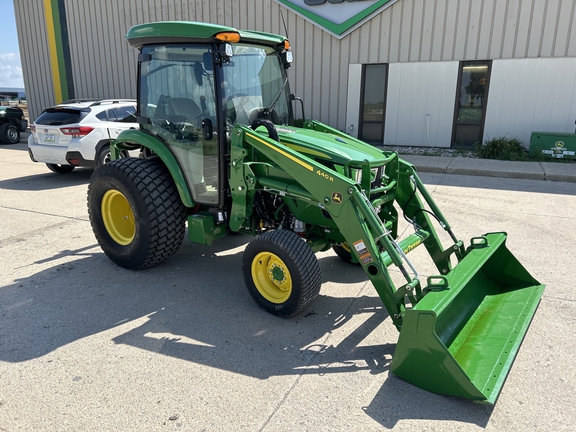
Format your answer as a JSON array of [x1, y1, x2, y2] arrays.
[[223, 43, 292, 127]]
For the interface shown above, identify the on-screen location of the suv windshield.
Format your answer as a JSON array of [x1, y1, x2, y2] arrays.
[[223, 43, 292, 127]]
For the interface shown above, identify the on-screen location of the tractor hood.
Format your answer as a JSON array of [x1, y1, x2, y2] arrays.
[[275, 125, 388, 166]]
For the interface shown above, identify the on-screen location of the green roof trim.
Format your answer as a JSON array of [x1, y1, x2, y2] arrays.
[[126, 21, 287, 48]]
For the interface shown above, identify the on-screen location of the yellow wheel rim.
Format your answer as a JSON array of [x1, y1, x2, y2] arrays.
[[251, 252, 293, 304], [341, 242, 352, 253], [101, 190, 135, 246]]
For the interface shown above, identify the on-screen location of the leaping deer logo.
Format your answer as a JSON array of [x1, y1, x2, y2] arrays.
[[332, 192, 343, 204]]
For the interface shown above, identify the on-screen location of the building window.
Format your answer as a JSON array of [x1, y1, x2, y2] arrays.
[[452, 61, 491, 147], [359, 64, 388, 144]]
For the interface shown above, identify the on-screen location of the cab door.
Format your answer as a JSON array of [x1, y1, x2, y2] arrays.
[[138, 44, 220, 206]]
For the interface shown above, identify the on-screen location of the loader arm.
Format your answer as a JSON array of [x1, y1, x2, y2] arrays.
[[231, 124, 544, 404], [230, 125, 439, 329]]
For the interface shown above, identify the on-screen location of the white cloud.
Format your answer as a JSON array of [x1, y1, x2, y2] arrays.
[[0, 53, 18, 62], [0, 52, 24, 88]]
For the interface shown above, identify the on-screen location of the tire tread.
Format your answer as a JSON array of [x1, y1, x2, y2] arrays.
[[88, 157, 185, 269], [243, 229, 322, 317]]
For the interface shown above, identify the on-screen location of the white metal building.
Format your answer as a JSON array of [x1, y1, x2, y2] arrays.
[[14, 0, 576, 147]]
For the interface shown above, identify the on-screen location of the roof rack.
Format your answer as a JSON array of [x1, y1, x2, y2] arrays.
[[61, 98, 99, 104], [89, 99, 136, 106], [59, 98, 136, 106]]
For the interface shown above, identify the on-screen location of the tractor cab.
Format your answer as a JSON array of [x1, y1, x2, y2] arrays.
[[130, 23, 294, 209]]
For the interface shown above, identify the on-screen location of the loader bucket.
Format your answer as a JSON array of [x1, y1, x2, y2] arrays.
[[390, 232, 544, 404]]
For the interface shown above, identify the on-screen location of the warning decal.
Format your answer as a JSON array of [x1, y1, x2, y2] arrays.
[[353, 239, 373, 264]]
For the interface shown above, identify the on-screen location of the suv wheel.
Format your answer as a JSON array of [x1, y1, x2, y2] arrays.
[[97, 144, 129, 166], [46, 163, 75, 173], [97, 144, 112, 166], [0, 122, 20, 144]]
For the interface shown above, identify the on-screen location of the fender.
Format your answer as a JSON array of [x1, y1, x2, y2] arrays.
[[95, 139, 111, 157], [113, 128, 195, 207]]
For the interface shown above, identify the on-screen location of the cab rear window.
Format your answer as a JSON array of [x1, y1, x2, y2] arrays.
[[35, 108, 87, 126], [95, 106, 137, 123]]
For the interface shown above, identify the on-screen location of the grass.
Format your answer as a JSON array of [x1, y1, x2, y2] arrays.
[[379, 137, 575, 163], [476, 137, 528, 161], [477, 137, 576, 163]]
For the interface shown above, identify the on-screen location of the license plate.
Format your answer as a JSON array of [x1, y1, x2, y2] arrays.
[[44, 134, 55, 143]]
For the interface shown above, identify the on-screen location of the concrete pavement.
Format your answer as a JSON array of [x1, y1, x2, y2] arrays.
[[1, 139, 575, 431]]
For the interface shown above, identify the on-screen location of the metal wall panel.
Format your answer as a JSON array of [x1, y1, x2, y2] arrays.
[[484, 57, 576, 145], [345, 64, 362, 138], [13, 1, 54, 121], [385, 61, 459, 147], [14, 0, 576, 137]]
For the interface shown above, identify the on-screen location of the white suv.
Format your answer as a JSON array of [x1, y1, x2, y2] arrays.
[[28, 99, 139, 173]]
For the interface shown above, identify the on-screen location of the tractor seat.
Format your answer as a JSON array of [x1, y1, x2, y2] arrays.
[[167, 97, 202, 123]]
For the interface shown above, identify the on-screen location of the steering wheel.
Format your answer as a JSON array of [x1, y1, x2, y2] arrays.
[[166, 114, 187, 124], [225, 93, 250, 103]]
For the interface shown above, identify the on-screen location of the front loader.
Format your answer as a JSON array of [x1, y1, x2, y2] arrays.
[[87, 21, 544, 404]]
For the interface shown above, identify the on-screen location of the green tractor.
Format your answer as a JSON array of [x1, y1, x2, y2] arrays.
[[88, 21, 544, 404]]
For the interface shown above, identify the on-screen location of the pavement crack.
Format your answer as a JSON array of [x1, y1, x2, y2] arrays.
[[542, 294, 575, 303], [0, 205, 88, 222], [258, 282, 371, 431]]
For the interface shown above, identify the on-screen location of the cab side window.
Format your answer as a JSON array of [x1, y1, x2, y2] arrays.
[[139, 45, 219, 205]]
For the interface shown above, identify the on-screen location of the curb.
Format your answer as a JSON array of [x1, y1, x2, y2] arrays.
[[401, 155, 576, 183]]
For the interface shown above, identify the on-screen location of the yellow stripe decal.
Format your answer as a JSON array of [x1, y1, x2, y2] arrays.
[[44, 0, 63, 103], [286, 143, 331, 159], [247, 133, 314, 172]]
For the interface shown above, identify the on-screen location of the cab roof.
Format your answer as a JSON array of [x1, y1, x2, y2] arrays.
[[126, 21, 287, 48]]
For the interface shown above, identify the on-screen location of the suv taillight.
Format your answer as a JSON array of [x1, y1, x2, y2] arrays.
[[60, 126, 94, 137], [30, 125, 36, 133]]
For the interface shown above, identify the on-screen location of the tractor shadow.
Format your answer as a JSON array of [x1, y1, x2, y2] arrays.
[[0, 168, 93, 191], [1, 233, 492, 428]]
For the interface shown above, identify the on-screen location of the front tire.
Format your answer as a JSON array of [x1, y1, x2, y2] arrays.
[[88, 157, 186, 269], [242, 230, 322, 317]]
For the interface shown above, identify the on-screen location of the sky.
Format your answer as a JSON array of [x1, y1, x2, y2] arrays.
[[0, 1, 24, 89]]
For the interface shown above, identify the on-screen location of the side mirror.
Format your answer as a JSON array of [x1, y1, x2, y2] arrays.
[[194, 63, 204, 87], [290, 93, 306, 122], [202, 118, 213, 141], [203, 52, 213, 71]]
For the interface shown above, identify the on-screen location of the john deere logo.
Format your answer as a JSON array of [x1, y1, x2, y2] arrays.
[[556, 141, 565, 148], [275, 0, 397, 38]]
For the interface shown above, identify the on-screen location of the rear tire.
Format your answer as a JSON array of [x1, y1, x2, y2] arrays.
[[46, 163, 75, 173], [332, 243, 360, 265], [242, 230, 322, 317], [0, 122, 20, 144], [88, 157, 186, 269]]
